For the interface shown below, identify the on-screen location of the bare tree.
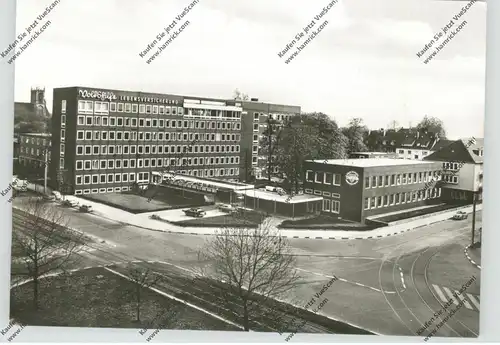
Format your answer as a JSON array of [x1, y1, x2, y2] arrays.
[[124, 262, 162, 323], [11, 196, 85, 309], [197, 219, 300, 331]]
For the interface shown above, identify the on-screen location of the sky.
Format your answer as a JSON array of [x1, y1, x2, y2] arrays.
[[11, 0, 487, 139]]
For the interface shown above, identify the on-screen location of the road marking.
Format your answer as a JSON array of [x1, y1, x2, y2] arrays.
[[467, 293, 480, 310], [442, 286, 459, 306], [432, 284, 448, 303], [455, 291, 473, 310]]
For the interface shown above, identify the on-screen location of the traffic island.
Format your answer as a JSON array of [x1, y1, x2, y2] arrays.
[[9, 266, 240, 331]]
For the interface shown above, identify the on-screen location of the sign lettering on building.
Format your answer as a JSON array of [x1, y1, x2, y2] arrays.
[[78, 89, 117, 101], [345, 171, 359, 186], [118, 95, 180, 105]]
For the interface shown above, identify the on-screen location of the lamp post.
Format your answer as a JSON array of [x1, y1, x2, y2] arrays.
[[471, 184, 482, 247]]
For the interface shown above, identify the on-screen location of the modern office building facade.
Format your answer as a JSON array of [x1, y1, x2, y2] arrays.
[[303, 158, 443, 223], [239, 99, 301, 182], [50, 86, 244, 195]]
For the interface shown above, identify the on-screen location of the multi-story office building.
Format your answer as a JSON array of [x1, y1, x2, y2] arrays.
[[303, 158, 443, 223], [18, 133, 51, 178], [50, 87, 244, 195], [239, 99, 301, 181], [425, 138, 483, 204]]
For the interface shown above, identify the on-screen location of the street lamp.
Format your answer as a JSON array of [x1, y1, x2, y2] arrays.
[[471, 184, 482, 247]]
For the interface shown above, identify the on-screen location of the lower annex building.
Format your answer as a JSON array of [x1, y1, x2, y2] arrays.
[[303, 158, 443, 223]]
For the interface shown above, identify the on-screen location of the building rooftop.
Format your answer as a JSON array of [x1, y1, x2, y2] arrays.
[[307, 158, 439, 168], [20, 133, 51, 137], [239, 189, 323, 204]]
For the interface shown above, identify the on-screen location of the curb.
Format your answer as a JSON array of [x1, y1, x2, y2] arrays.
[[464, 245, 481, 270]]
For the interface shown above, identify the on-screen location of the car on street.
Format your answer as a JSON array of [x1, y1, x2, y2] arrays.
[[183, 207, 206, 217], [61, 199, 79, 207], [217, 203, 237, 213], [79, 205, 93, 213], [452, 210, 468, 220]]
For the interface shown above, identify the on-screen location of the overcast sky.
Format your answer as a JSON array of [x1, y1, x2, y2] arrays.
[[12, 0, 486, 139]]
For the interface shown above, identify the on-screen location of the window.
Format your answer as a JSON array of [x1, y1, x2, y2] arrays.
[[377, 196, 382, 208], [61, 129, 66, 139], [390, 194, 395, 205], [324, 172, 333, 185], [95, 101, 109, 115], [365, 177, 371, 188], [370, 197, 376, 208], [61, 100, 67, 114], [306, 170, 316, 183], [391, 174, 396, 186], [385, 175, 390, 186], [78, 100, 93, 114], [372, 176, 377, 188], [331, 200, 340, 213], [125, 103, 131, 113], [364, 198, 370, 210], [315, 172, 324, 183], [117, 103, 124, 112], [132, 104, 138, 113], [77, 116, 84, 125], [378, 176, 383, 187], [322, 199, 331, 212], [332, 174, 341, 186]]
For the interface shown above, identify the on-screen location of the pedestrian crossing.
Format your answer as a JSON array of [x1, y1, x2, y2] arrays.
[[432, 284, 480, 312]]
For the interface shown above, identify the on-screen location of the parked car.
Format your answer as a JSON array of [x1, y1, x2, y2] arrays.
[[452, 210, 468, 220], [217, 203, 236, 213], [79, 205, 93, 213], [61, 199, 79, 207], [183, 207, 206, 217]]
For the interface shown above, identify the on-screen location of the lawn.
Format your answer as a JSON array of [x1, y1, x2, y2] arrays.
[[173, 209, 266, 228], [82, 192, 201, 214], [371, 203, 462, 224], [279, 215, 381, 231], [10, 267, 239, 331]]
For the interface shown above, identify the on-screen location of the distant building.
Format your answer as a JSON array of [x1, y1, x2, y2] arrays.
[[396, 130, 453, 160], [424, 138, 483, 204], [14, 87, 51, 133], [348, 152, 398, 159], [18, 133, 51, 179], [364, 127, 453, 160], [303, 158, 443, 223]]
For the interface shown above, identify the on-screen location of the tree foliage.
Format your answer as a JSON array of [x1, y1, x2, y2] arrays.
[[341, 118, 369, 154], [269, 112, 347, 193], [233, 89, 249, 101], [416, 115, 446, 138]]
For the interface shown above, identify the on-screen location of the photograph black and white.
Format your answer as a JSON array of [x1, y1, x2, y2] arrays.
[[1, 0, 488, 342]]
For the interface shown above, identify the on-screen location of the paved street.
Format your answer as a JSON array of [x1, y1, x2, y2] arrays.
[[11, 196, 481, 337]]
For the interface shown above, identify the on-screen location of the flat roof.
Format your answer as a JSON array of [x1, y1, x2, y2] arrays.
[[20, 133, 51, 137], [151, 172, 254, 191], [239, 189, 323, 204], [350, 152, 396, 155], [307, 158, 439, 168]]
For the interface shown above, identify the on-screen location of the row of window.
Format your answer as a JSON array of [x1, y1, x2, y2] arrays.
[[75, 186, 131, 195], [75, 156, 240, 171], [77, 115, 241, 130], [76, 100, 242, 119], [75, 168, 240, 185], [304, 189, 341, 198], [365, 171, 442, 189], [76, 130, 241, 143], [305, 171, 342, 186], [21, 137, 50, 146], [75, 144, 241, 156], [398, 149, 429, 155], [322, 199, 340, 214], [20, 147, 50, 156], [364, 188, 442, 210]]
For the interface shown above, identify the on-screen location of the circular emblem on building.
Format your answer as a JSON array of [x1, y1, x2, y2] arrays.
[[345, 171, 359, 186]]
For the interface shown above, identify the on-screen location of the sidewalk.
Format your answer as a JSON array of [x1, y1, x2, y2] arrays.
[[64, 194, 482, 240]]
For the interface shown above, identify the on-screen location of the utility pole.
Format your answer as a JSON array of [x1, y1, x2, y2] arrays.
[[44, 149, 48, 194], [471, 191, 476, 247]]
